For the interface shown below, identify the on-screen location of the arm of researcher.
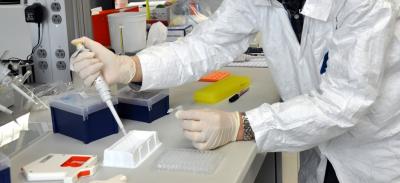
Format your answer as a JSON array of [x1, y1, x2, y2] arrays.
[[134, 0, 258, 90], [176, 0, 397, 151], [244, 1, 396, 152], [71, 0, 258, 88]]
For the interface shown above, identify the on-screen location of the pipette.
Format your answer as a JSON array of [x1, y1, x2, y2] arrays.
[[71, 42, 127, 136]]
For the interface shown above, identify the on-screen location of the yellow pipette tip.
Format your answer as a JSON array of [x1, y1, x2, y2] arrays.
[[145, 0, 151, 20]]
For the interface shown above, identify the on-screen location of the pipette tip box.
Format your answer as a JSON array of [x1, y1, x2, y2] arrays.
[[117, 87, 169, 123], [103, 130, 161, 169], [0, 153, 11, 183], [50, 92, 119, 144]]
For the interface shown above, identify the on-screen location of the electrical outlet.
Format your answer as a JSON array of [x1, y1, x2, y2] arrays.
[[56, 61, 66, 70], [38, 61, 48, 70], [51, 2, 61, 12], [51, 14, 62, 24], [55, 49, 65, 58], [36, 49, 47, 58], [29, 0, 73, 83]]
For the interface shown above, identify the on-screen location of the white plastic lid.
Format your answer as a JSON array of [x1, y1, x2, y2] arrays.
[[118, 87, 168, 107], [107, 12, 146, 22], [49, 92, 118, 119], [0, 153, 10, 170]]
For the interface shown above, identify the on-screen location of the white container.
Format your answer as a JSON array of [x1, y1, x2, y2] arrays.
[[103, 130, 161, 169], [108, 12, 146, 55]]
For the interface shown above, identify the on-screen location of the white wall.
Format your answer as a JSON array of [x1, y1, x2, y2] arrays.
[[0, 4, 32, 59]]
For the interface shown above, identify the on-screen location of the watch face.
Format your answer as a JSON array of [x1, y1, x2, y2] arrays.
[[242, 114, 255, 141]]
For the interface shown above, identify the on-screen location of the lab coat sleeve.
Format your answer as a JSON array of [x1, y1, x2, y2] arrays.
[[246, 1, 397, 152], [136, 0, 258, 90]]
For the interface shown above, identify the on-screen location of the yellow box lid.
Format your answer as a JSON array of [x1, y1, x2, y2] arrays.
[[194, 75, 251, 104]]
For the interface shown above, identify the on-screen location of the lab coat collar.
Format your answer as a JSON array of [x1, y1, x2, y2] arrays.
[[254, 0, 271, 6], [301, 0, 333, 21]]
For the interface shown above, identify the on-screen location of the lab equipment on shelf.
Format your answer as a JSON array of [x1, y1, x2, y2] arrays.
[[166, 24, 193, 42], [155, 148, 224, 174], [117, 87, 169, 123], [115, 0, 128, 9], [49, 92, 119, 144], [91, 7, 140, 48], [227, 60, 269, 68], [108, 12, 147, 55], [194, 75, 251, 104]]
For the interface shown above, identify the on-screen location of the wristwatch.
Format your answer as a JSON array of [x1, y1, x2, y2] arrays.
[[241, 112, 255, 141]]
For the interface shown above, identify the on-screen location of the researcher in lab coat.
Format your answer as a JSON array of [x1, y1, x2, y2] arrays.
[[71, 0, 400, 182]]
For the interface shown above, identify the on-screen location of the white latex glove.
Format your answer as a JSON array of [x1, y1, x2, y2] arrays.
[[71, 37, 136, 86], [175, 109, 241, 150], [146, 22, 168, 47]]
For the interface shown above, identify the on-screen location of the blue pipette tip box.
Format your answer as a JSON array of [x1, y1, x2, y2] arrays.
[[0, 167, 10, 183], [49, 92, 119, 144], [117, 87, 169, 123], [0, 153, 10, 183]]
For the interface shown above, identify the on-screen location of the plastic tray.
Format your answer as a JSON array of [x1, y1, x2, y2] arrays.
[[155, 149, 224, 174], [103, 130, 161, 169]]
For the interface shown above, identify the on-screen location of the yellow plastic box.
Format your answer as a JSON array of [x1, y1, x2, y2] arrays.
[[194, 75, 251, 104]]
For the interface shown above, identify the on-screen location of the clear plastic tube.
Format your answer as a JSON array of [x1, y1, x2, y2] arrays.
[[18, 83, 49, 109], [10, 83, 37, 104], [19, 70, 32, 84], [0, 104, 12, 114], [1, 62, 40, 106]]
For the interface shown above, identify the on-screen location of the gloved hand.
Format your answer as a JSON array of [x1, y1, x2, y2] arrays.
[[71, 37, 136, 86], [175, 109, 241, 150]]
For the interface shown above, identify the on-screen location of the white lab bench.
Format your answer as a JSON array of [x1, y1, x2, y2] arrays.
[[4, 67, 281, 183]]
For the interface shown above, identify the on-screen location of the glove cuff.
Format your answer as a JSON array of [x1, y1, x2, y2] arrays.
[[232, 112, 241, 142], [117, 55, 137, 84]]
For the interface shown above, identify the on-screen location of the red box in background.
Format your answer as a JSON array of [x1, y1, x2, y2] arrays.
[[91, 7, 139, 47]]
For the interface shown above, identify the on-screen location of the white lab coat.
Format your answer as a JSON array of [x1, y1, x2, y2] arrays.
[[136, 0, 400, 182]]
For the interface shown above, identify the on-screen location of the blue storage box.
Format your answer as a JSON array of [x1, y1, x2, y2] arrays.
[[117, 87, 169, 123], [50, 92, 119, 144], [0, 153, 11, 183]]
